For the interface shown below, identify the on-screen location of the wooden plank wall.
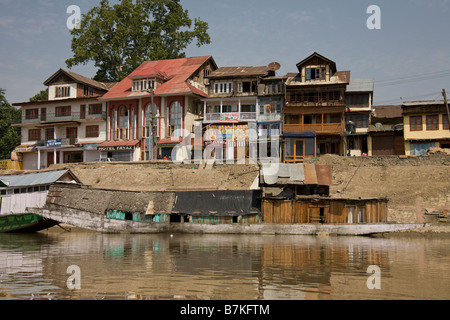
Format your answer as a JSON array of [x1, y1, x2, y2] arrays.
[[263, 199, 387, 224]]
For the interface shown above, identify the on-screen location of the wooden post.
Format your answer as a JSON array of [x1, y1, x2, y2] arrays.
[[443, 89, 450, 132]]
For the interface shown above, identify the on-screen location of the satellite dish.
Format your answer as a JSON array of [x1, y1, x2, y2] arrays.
[[268, 62, 281, 71]]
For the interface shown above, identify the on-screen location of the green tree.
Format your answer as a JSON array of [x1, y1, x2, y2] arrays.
[[66, 0, 211, 82], [0, 89, 21, 159], [29, 88, 48, 102]]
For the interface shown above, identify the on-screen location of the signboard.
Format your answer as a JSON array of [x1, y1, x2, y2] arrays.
[[46, 139, 62, 148], [97, 145, 136, 152], [220, 113, 240, 123]]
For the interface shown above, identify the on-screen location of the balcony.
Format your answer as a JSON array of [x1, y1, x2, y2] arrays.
[[283, 123, 344, 135], [204, 112, 257, 123], [13, 112, 107, 125], [258, 113, 282, 122]]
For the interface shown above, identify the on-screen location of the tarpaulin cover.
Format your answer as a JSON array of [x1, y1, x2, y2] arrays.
[[172, 190, 261, 216]]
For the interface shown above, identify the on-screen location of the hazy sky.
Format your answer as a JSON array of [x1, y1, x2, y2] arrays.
[[1, 0, 449, 105]]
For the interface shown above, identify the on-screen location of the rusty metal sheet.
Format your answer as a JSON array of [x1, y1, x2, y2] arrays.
[[303, 164, 318, 185], [315, 165, 333, 187]]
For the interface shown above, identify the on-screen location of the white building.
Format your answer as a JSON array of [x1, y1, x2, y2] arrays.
[[12, 69, 116, 170]]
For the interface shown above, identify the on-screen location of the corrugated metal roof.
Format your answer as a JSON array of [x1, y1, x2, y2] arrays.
[[0, 170, 74, 188], [206, 66, 270, 79], [101, 56, 214, 100], [346, 78, 374, 92], [261, 164, 332, 186]]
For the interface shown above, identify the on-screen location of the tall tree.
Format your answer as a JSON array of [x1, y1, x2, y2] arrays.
[[29, 88, 48, 102], [66, 0, 211, 82], [0, 89, 21, 159]]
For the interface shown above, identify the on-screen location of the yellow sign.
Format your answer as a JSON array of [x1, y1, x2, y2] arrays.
[[0, 160, 23, 171]]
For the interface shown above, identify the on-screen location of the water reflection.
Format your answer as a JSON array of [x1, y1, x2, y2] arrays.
[[0, 231, 449, 300]]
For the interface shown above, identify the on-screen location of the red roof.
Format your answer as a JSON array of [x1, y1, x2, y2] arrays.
[[101, 56, 214, 100]]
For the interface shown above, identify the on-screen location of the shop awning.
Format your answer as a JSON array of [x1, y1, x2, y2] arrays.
[[283, 132, 316, 138], [97, 140, 139, 151], [172, 190, 262, 216]]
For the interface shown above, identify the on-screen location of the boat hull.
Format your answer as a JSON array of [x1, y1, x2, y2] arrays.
[[28, 207, 427, 236], [0, 213, 59, 233]]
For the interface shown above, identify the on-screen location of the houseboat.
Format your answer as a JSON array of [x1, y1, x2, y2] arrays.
[[0, 169, 80, 233]]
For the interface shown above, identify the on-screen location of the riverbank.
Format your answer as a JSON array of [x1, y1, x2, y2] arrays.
[[29, 153, 450, 236]]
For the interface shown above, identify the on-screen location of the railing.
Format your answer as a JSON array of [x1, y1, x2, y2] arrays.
[[13, 112, 106, 124], [283, 123, 344, 134], [258, 113, 282, 122], [204, 112, 257, 123]]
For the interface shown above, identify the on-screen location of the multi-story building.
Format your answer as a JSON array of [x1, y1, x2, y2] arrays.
[[12, 69, 115, 170], [202, 65, 280, 161], [99, 56, 217, 161], [344, 78, 374, 156], [402, 100, 450, 155], [283, 52, 349, 163]]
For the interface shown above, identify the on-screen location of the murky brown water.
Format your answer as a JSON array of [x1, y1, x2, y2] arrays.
[[1, 229, 449, 300]]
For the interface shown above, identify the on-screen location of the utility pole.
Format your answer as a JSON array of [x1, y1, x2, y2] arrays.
[[148, 87, 158, 160], [443, 89, 450, 132]]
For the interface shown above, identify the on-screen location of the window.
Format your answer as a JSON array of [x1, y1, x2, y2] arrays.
[[426, 115, 439, 130], [241, 104, 255, 113], [132, 79, 155, 92], [444, 114, 449, 130], [118, 106, 129, 140], [306, 67, 326, 81], [89, 104, 102, 115], [346, 114, 369, 128], [410, 116, 423, 131], [207, 105, 220, 114], [170, 101, 182, 136], [86, 125, 99, 138], [84, 86, 94, 96], [66, 127, 78, 139], [45, 128, 54, 141], [285, 114, 301, 124], [214, 82, 233, 94], [25, 109, 39, 120], [347, 94, 369, 107], [55, 86, 70, 98], [222, 105, 237, 113], [28, 129, 41, 141], [56, 106, 71, 117]]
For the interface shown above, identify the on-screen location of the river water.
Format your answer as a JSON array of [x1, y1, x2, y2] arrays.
[[0, 229, 449, 301]]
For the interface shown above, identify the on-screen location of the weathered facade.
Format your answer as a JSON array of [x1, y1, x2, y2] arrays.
[[283, 53, 349, 163], [202, 66, 279, 161], [402, 100, 450, 155], [99, 56, 218, 161], [12, 69, 115, 170]]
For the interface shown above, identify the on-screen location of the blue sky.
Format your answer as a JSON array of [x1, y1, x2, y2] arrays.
[[1, 0, 449, 105]]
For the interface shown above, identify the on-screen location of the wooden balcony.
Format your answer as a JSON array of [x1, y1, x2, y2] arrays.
[[283, 123, 344, 135]]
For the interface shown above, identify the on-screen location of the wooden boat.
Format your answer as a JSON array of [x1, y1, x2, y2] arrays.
[[0, 213, 59, 233]]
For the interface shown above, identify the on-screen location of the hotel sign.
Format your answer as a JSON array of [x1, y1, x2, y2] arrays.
[[46, 139, 62, 148], [97, 145, 136, 152]]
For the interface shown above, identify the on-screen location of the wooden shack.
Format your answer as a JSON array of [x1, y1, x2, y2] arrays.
[[262, 197, 388, 225]]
